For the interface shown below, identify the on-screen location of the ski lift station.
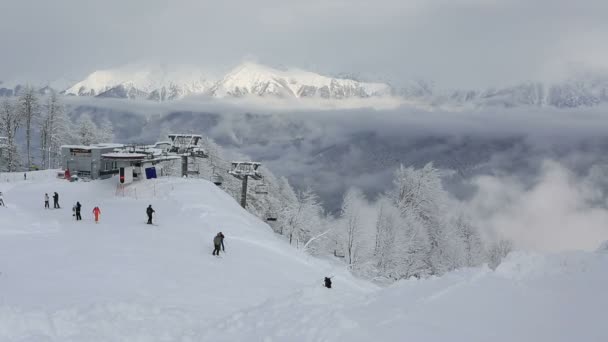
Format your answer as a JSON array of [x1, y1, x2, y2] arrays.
[[60, 134, 208, 181], [61, 144, 126, 179]]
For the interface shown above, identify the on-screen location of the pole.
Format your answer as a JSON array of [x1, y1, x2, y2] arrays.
[[181, 155, 188, 177], [240, 175, 248, 208]]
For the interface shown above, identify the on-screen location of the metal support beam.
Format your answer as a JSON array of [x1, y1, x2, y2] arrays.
[[181, 155, 188, 177], [240, 175, 248, 208]]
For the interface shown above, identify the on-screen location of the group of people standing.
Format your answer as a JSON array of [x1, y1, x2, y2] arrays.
[[72, 202, 101, 223], [44, 192, 61, 209]]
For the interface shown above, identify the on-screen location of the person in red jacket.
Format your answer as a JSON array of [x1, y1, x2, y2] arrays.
[[93, 206, 101, 223]]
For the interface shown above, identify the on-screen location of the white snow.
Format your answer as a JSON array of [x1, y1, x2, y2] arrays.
[[0, 171, 606, 341], [211, 62, 392, 98], [63, 62, 393, 100], [64, 63, 216, 97]]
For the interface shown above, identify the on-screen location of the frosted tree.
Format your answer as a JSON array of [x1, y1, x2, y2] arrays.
[[282, 187, 324, 249], [97, 117, 115, 143], [17, 86, 40, 170], [391, 163, 461, 275], [373, 196, 400, 275], [276, 177, 299, 235], [40, 91, 71, 168], [76, 114, 99, 145], [487, 238, 513, 269], [337, 188, 368, 266], [0, 99, 22, 171], [391, 213, 431, 279], [453, 213, 484, 267]]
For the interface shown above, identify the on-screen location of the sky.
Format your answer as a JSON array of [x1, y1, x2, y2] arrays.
[[1, 0, 608, 88]]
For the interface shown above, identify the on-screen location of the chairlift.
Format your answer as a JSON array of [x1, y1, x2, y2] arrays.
[[255, 183, 269, 194], [212, 174, 223, 186], [266, 210, 278, 221], [212, 166, 224, 186]]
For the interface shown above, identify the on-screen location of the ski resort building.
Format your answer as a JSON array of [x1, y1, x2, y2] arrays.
[[60, 134, 207, 181], [61, 144, 125, 179]]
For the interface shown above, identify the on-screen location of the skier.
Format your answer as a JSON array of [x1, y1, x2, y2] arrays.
[[146, 205, 155, 224], [44, 193, 50, 209], [93, 206, 101, 223], [75, 202, 82, 221], [212, 232, 225, 256], [0, 192, 5, 207], [24, 173, 26, 180], [53, 192, 60, 209], [324, 277, 332, 289]]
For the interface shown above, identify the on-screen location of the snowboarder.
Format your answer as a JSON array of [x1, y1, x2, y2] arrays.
[[212, 232, 225, 256], [0, 192, 5, 207], [44, 193, 50, 209], [324, 277, 332, 289], [93, 206, 101, 223], [75, 202, 82, 221], [146, 205, 155, 224], [53, 192, 60, 209]]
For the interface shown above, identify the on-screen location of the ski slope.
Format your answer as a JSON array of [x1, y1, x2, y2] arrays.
[[1, 171, 607, 341]]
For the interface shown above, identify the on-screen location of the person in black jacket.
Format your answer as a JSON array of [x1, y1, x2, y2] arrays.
[[146, 205, 155, 224], [53, 192, 60, 209], [75, 202, 82, 221], [324, 277, 332, 289], [212, 232, 225, 255]]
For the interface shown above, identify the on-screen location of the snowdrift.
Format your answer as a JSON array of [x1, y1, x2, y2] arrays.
[[202, 251, 608, 342], [0, 171, 606, 341]]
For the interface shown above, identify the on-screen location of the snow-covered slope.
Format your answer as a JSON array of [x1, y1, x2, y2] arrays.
[[63, 62, 393, 101], [0, 171, 370, 341], [203, 251, 608, 342], [1, 171, 606, 341]]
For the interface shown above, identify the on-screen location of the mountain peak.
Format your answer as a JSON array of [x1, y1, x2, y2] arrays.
[[63, 62, 393, 101]]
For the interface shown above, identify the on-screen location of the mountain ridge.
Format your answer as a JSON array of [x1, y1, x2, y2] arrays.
[[3, 63, 608, 108]]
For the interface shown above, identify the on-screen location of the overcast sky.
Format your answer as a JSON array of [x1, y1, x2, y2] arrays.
[[1, 0, 607, 88]]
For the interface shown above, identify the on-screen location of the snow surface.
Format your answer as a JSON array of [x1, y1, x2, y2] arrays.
[[63, 63, 216, 98], [1, 171, 607, 341], [63, 62, 392, 100]]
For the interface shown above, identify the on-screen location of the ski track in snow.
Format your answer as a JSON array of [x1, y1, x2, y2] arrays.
[[0, 171, 607, 341]]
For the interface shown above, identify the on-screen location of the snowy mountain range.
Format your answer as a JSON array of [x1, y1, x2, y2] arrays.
[[402, 78, 608, 108], [3, 62, 608, 108], [61, 62, 393, 101]]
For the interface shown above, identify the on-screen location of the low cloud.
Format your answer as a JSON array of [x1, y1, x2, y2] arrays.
[[468, 161, 608, 252]]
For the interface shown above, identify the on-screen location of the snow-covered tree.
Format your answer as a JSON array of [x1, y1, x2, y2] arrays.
[[453, 213, 484, 267], [40, 91, 71, 169], [369, 195, 431, 279], [76, 114, 98, 145], [0, 99, 22, 172], [390, 163, 470, 275], [487, 239, 513, 269], [282, 187, 324, 249], [17, 86, 39, 170], [97, 116, 115, 143], [337, 188, 368, 266]]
